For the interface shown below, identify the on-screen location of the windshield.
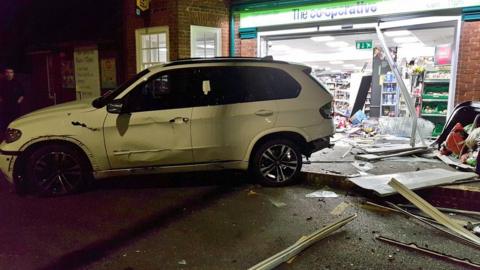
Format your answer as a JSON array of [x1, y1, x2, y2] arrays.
[[92, 69, 150, 108]]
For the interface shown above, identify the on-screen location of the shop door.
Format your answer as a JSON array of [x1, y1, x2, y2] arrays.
[[29, 52, 58, 111]]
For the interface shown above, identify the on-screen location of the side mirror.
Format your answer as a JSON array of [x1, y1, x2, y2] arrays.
[[107, 100, 125, 114]]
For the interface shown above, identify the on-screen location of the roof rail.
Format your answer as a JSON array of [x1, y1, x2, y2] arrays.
[[162, 56, 286, 67]]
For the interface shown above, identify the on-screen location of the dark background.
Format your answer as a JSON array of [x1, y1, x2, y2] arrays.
[[0, 0, 122, 73]]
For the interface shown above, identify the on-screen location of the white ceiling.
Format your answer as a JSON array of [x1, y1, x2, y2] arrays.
[[268, 27, 455, 74]]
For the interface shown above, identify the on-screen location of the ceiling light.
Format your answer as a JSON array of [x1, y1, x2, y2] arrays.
[[326, 41, 349, 48], [310, 36, 335, 42], [398, 42, 425, 48], [343, 64, 356, 68], [270, 44, 291, 51], [385, 30, 411, 37], [329, 60, 344, 64], [393, 36, 418, 43]]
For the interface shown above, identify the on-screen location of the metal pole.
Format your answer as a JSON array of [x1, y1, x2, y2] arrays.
[[375, 25, 426, 147]]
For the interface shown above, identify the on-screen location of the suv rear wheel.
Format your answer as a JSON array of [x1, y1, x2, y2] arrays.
[[251, 139, 303, 186], [26, 144, 91, 196]]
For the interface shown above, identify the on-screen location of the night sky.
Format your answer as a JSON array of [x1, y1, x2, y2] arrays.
[[0, 0, 122, 72]]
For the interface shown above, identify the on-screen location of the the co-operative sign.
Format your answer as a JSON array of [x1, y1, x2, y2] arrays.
[[293, 2, 377, 21], [239, 0, 480, 28]]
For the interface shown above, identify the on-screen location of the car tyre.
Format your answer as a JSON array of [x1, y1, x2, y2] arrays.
[[251, 139, 303, 186], [26, 144, 91, 197]]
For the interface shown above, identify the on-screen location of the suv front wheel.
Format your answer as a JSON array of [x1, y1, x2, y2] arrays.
[[25, 144, 91, 196], [251, 139, 303, 186]]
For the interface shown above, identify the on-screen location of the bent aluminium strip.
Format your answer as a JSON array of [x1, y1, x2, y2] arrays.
[[248, 214, 357, 270], [376, 235, 480, 269], [388, 178, 480, 246]]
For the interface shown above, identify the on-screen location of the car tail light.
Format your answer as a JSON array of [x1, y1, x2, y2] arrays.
[[319, 102, 333, 119]]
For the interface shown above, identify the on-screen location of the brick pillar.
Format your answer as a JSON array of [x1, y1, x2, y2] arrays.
[[240, 39, 257, 57], [455, 21, 480, 103]]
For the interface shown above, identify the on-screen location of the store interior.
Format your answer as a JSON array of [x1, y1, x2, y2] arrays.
[[267, 24, 455, 136]]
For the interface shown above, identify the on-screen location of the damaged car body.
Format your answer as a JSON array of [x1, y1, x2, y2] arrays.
[[0, 58, 335, 196]]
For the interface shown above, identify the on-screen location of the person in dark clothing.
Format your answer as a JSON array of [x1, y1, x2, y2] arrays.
[[0, 68, 24, 133]]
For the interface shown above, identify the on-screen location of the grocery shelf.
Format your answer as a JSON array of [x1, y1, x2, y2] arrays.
[[421, 113, 447, 117], [422, 99, 448, 102], [424, 79, 450, 83]]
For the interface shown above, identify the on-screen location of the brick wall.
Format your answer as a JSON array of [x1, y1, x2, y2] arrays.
[[123, 0, 176, 79], [123, 0, 230, 80], [240, 39, 257, 57], [233, 14, 257, 57], [176, 0, 230, 59], [456, 20, 480, 104]]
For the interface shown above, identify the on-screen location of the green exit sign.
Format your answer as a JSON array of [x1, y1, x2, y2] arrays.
[[356, 40, 373, 49]]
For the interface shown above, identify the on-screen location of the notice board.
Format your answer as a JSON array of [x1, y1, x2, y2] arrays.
[[74, 47, 101, 99]]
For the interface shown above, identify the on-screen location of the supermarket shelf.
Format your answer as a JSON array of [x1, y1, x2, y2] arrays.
[[422, 99, 448, 102], [421, 113, 447, 117], [382, 104, 397, 106], [382, 91, 398, 94], [334, 99, 349, 103], [424, 79, 450, 83]]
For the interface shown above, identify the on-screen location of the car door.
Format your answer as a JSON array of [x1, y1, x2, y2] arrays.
[[190, 65, 278, 163], [103, 69, 194, 169]]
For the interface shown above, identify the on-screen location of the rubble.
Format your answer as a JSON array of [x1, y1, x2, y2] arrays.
[[388, 178, 480, 246], [347, 168, 477, 196], [248, 214, 357, 270], [376, 235, 480, 269]]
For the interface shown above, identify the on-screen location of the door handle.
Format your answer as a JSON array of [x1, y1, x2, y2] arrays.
[[255, 110, 274, 117], [169, 117, 189, 124]]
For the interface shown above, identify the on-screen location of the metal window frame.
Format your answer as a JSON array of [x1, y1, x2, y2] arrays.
[[135, 26, 170, 72]]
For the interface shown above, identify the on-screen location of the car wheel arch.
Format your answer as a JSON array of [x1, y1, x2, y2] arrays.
[[246, 130, 309, 165], [14, 138, 96, 180]]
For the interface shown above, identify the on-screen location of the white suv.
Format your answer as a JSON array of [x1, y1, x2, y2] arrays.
[[0, 58, 334, 196]]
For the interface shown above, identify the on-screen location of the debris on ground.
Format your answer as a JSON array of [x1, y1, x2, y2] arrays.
[[267, 198, 287, 208], [178, 260, 187, 265], [351, 161, 374, 172], [305, 187, 340, 198], [247, 189, 287, 208], [248, 214, 357, 270], [330, 202, 351, 216], [388, 178, 480, 246], [376, 235, 480, 268], [347, 168, 477, 196]]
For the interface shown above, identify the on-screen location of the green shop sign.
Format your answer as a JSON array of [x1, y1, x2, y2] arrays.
[[239, 0, 480, 28], [356, 40, 373, 49]]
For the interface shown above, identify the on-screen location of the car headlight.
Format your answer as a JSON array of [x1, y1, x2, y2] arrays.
[[4, 128, 22, 143]]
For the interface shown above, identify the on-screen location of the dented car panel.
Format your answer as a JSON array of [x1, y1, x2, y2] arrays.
[[103, 107, 193, 168]]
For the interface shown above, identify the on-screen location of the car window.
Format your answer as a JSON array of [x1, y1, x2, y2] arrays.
[[124, 69, 202, 112], [197, 66, 301, 106]]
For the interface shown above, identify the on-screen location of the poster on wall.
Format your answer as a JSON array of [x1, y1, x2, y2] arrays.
[[435, 44, 452, 65], [100, 58, 117, 89], [60, 53, 75, 89], [74, 47, 101, 100]]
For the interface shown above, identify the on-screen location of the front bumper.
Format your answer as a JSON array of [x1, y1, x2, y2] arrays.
[[0, 152, 16, 184]]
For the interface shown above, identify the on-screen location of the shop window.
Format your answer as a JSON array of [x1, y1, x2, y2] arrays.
[[190, 25, 222, 58], [135, 26, 169, 72]]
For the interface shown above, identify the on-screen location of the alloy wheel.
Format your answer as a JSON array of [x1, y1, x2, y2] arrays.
[[33, 151, 83, 195], [259, 144, 299, 183]]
